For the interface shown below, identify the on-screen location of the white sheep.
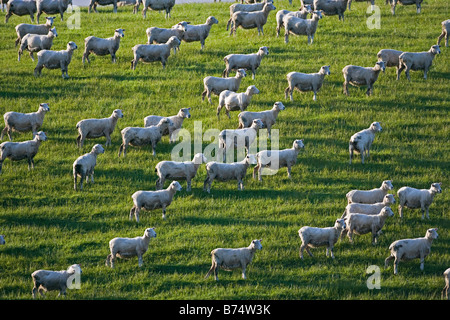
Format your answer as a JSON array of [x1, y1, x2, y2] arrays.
[[223, 46, 269, 79], [203, 154, 257, 193], [313, 0, 348, 21], [142, 0, 176, 19], [34, 41, 78, 79], [346, 180, 394, 204], [229, 2, 276, 36], [179, 16, 218, 50], [377, 49, 403, 78], [0, 131, 47, 174], [14, 16, 55, 47], [283, 10, 323, 44], [348, 121, 382, 164], [31, 264, 81, 298], [437, 19, 450, 47], [83, 28, 125, 64], [202, 69, 247, 105], [390, 0, 423, 16], [205, 239, 263, 281], [226, 0, 272, 30], [298, 218, 346, 259], [253, 139, 304, 181], [217, 85, 260, 121], [88, 0, 118, 14], [442, 268, 450, 300], [117, 0, 140, 13], [130, 181, 182, 221], [397, 183, 442, 219], [106, 228, 157, 268], [342, 61, 385, 96], [76, 109, 124, 148], [155, 153, 207, 191], [131, 36, 180, 70], [341, 193, 396, 218], [285, 65, 330, 101], [385, 228, 438, 275], [73, 144, 105, 191], [1, 103, 50, 141], [36, 0, 70, 23], [276, 4, 312, 37], [18, 27, 57, 62], [397, 45, 441, 81], [144, 107, 191, 143], [238, 101, 285, 138], [146, 21, 188, 54], [5, 0, 37, 23]]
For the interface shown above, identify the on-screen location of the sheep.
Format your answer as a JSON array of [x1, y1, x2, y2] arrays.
[[216, 85, 260, 121], [313, 0, 348, 21], [179, 16, 218, 50], [377, 49, 403, 78], [0, 235, 5, 245], [347, 0, 374, 10], [146, 21, 188, 54], [203, 154, 257, 193], [130, 36, 180, 70], [14, 16, 55, 47], [143, 107, 191, 143], [117, 0, 140, 13], [437, 19, 450, 47], [142, 0, 176, 19], [1, 103, 50, 141], [385, 228, 438, 275], [442, 268, 450, 300], [298, 218, 346, 259], [226, 0, 272, 30], [155, 153, 207, 191], [73, 144, 105, 191], [238, 101, 285, 138], [348, 121, 382, 164], [229, 2, 276, 36], [223, 46, 269, 80], [83, 29, 125, 65], [397, 183, 442, 219], [253, 139, 305, 181], [342, 61, 385, 96], [5, 0, 37, 23], [36, 0, 70, 23], [283, 10, 323, 44], [106, 228, 157, 268], [130, 181, 182, 221], [118, 117, 173, 157], [88, 0, 118, 14], [34, 41, 78, 79], [285, 65, 330, 101], [390, 0, 423, 16], [18, 27, 57, 62], [341, 194, 396, 219], [202, 69, 247, 105], [397, 45, 441, 81], [205, 239, 263, 281], [346, 180, 394, 204], [31, 264, 81, 299], [76, 109, 124, 148], [276, 4, 312, 37]]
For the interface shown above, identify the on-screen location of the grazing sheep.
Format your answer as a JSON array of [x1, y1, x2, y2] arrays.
[[5, 0, 37, 23], [144, 107, 191, 143], [36, 0, 70, 23], [1, 103, 50, 141], [285, 65, 330, 101], [397, 183, 442, 219], [18, 27, 57, 62], [377, 49, 403, 78], [342, 61, 385, 96], [179, 16, 218, 50], [118, 118, 173, 157], [229, 2, 276, 36], [205, 239, 263, 281], [117, 0, 140, 13], [238, 101, 285, 138], [155, 153, 207, 191], [298, 218, 346, 259], [0, 131, 47, 174], [88, 0, 118, 14], [276, 4, 312, 37], [442, 268, 450, 300], [34, 41, 78, 79], [217, 85, 260, 121], [202, 69, 247, 105], [73, 144, 105, 191], [437, 19, 450, 47], [223, 46, 269, 80], [31, 264, 81, 299], [348, 121, 382, 164], [203, 154, 257, 193], [283, 10, 323, 44], [130, 181, 182, 221], [83, 28, 125, 64], [131, 36, 180, 70], [14, 16, 55, 47], [146, 21, 188, 54], [341, 194, 396, 218], [142, 0, 176, 19], [390, 0, 423, 15], [253, 139, 304, 181], [397, 45, 441, 81], [106, 228, 157, 268], [313, 0, 348, 21], [346, 180, 394, 204], [0, 235, 5, 245], [385, 228, 438, 275], [226, 0, 272, 30], [348, 0, 374, 10]]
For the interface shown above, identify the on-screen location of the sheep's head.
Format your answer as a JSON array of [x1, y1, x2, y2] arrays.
[[264, 3, 276, 11], [167, 36, 181, 48], [67, 41, 78, 51], [67, 264, 82, 275], [207, 16, 219, 25], [431, 182, 442, 194], [236, 69, 247, 78], [334, 218, 346, 230], [49, 27, 57, 37], [274, 101, 285, 111], [45, 16, 55, 26], [193, 153, 207, 164], [35, 131, 47, 142], [320, 65, 331, 75], [381, 206, 394, 218], [39, 103, 50, 113], [173, 21, 190, 31], [293, 139, 305, 150], [300, 4, 313, 13], [145, 228, 157, 239], [113, 109, 124, 119], [430, 45, 441, 55], [251, 119, 264, 129], [382, 180, 394, 190], [92, 144, 105, 155], [170, 181, 182, 192], [383, 194, 396, 205], [312, 10, 323, 20], [115, 28, 125, 38], [426, 228, 438, 240], [158, 117, 174, 128], [247, 85, 260, 95], [179, 108, 191, 119], [250, 239, 263, 251], [370, 121, 382, 132], [259, 46, 269, 56], [245, 154, 257, 165]]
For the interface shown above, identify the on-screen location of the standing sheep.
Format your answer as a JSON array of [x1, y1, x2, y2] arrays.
[[341, 193, 396, 218], [346, 180, 394, 204], [285, 65, 330, 101], [226, 1, 273, 30], [217, 85, 260, 121], [83, 28, 125, 64], [377, 49, 403, 78], [397, 45, 441, 81], [348, 121, 382, 164], [31, 264, 81, 299], [73, 144, 105, 191], [390, 0, 423, 15], [144, 107, 191, 143], [131, 36, 180, 70], [397, 183, 442, 219], [342, 61, 385, 96], [1, 103, 50, 141], [276, 4, 312, 37], [437, 19, 450, 47], [5, 0, 37, 23], [238, 101, 285, 139], [142, 0, 176, 19], [229, 2, 276, 36], [202, 69, 247, 105], [179, 16, 218, 50], [34, 41, 78, 79], [18, 27, 57, 62], [283, 10, 323, 44], [313, 0, 348, 21], [14, 16, 55, 47], [146, 21, 188, 54], [36, 0, 70, 23], [223, 46, 269, 79], [88, 0, 118, 14]]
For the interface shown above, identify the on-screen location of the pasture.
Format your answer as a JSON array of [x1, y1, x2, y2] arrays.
[[0, 0, 449, 301]]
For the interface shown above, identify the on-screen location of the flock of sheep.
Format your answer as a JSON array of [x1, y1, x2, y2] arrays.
[[0, 0, 448, 299]]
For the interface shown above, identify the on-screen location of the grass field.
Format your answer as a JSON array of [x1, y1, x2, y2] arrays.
[[0, 0, 449, 301]]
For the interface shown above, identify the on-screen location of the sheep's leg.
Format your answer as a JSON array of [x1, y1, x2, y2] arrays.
[[251, 67, 256, 80], [34, 63, 44, 77], [393, 257, 399, 275], [161, 206, 166, 220], [328, 245, 335, 259], [419, 252, 425, 271], [423, 67, 428, 80], [138, 254, 143, 267], [437, 31, 446, 46], [416, 1, 421, 14], [398, 204, 404, 219], [241, 264, 247, 280], [343, 80, 349, 95], [134, 207, 140, 223], [201, 89, 207, 102], [404, 65, 411, 81], [104, 132, 111, 147], [420, 204, 429, 219], [284, 86, 292, 101], [1, 126, 9, 141], [384, 254, 394, 269], [252, 164, 259, 180], [151, 141, 156, 156], [74, 174, 77, 190], [186, 179, 191, 192], [287, 165, 292, 178], [205, 263, 215, 279], [129, 206, 136, 220], [90, 171, 94, 184], [32, 285, 39, 299]]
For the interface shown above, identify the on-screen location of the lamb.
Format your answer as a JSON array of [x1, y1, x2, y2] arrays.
[[73, 144, 105, 191], [76, 109, 124, 148], [202, 69, 247, 105], [142, 0, 176, 19], [397, 183, 442, 219], [179, 16, 218, 50], [14, 16, 55, 47], [377, 49, 403, 78], [276, 4, 312, 37], [397, 45, 441, 81], [437, 19, 450, 47], [223, 46, 269, 79], [253, 139, 304, 181], [83, 28, 125, 64], [146, 21, 188, 54], [143, 107, 191, 143], [88, 0, 118, 14], [313, 0, 348, 21], [442, 268, 450, 300], [155, 153, 207, 191], [130, 181, 182, 221], [347, 0, 374, 10], [226, 0, 272, 30], [229, 2, 276, 36], [216, 85, 260, 121], [385, 228, 438, 275], [285, 65, 330, 101], [18, 27, 57, 62], [348, 121, 383, 164], [118, 117, 173, 157], [5, 0, 37, 23], [203, 154, 257, 193], [31, 264, 81, 298], [283, 10, 322, 44], [36, 0, 70, 23], [204, 239, 263, 281], [342, 61, 385, 96], [238, 101, 285, 138], [1, 103, 50, 141], [131, 36, 180, 70], [106, 228, 157, 268], [34, 41, 78, 79], [390, 0, 423, 16], [346, 180, 394, 204], [341, 194, 396, 218], [0, 131, 47, 174], [298, 218, 346, 259]]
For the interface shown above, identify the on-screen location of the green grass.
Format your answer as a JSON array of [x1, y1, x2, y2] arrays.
[[0, 0, 449, 300]]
